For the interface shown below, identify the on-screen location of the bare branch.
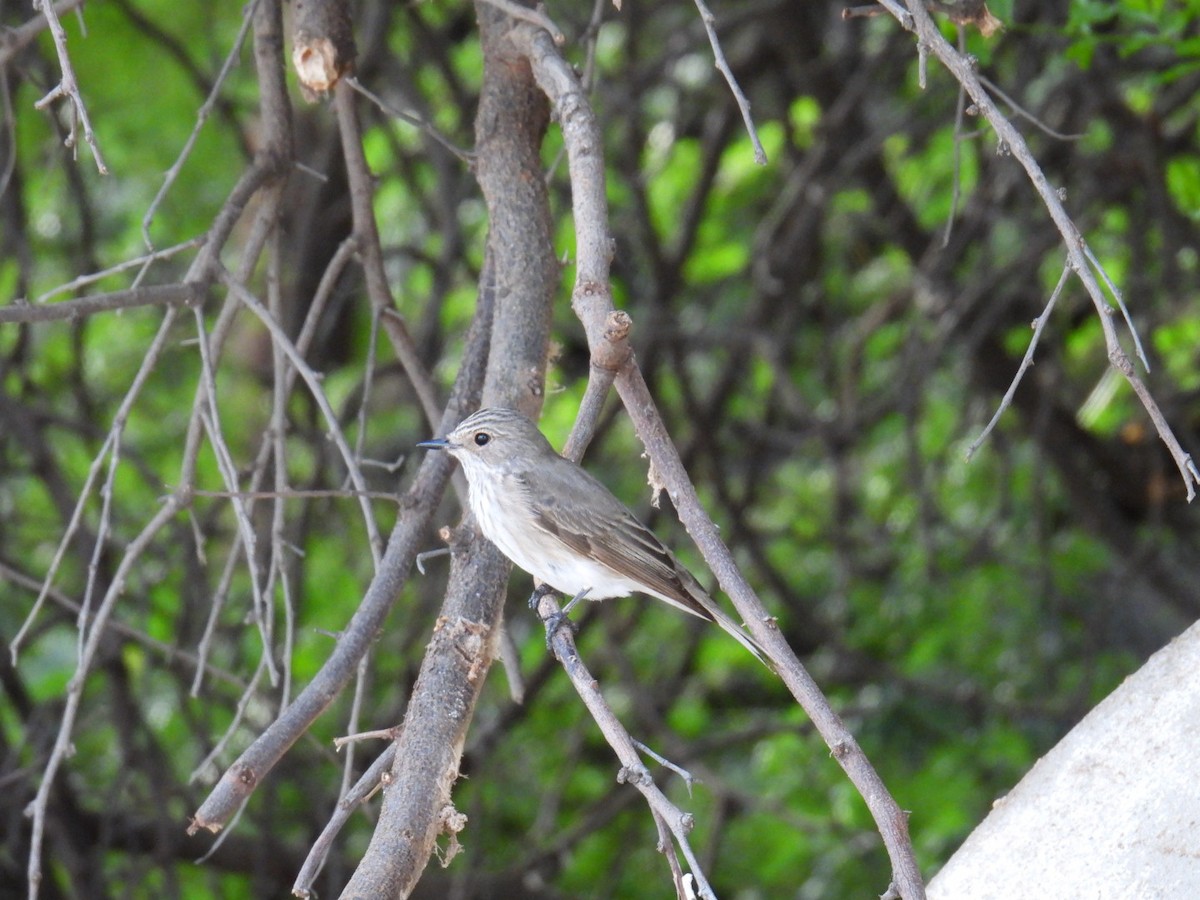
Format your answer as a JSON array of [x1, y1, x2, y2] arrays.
[[0, 560, 246, 690], [691, 0, 766, 165], [188, 244, 494, 836], [293, 744, 398, 896], [0, 0, 85, 67], [30, 237, 203, 302], [517, 22, 927, 899], [32, 0, 107, 173], [0, 283, 202, 323], [191, 304, 278, 684], [26, 496, 184, 898], [220, 270, 385, 566], [535, 589, 720, 899], [10, 304, 181, 665], [339, 7, 560, 887], [888, 0, 1198, 499], [338, 534, 509, 898], [333, 81, 447, 443], [346, 77, 474, 165], [188, 430, 456, 834], [977, 73, 1084, 142], [966, 265, 1071, 460], [142, 0, 258, 250]]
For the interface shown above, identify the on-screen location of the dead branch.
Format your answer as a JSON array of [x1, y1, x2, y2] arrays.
[[0, 283, 204, 323], [887, 0, 1199, 500]]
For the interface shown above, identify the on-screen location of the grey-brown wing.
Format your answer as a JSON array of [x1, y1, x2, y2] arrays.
[[525, 457, 713, 621]]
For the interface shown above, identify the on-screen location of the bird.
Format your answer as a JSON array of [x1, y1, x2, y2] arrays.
[[418, 406, 771, 666]]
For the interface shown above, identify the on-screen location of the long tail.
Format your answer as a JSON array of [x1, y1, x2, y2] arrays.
[[702, 599, 775, 670], [647, 552, 777, 670]]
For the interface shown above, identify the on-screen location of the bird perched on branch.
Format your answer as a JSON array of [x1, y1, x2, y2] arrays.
[[419, 407, 771, 667]]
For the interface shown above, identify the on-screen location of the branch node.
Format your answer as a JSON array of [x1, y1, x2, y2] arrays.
[[617, 764, 653, 786]]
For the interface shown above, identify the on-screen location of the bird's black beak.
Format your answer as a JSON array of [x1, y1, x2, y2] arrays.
[[417, 437, 450, 450]]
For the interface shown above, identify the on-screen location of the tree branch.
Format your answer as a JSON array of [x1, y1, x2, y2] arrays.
[[518, 22, 927, 899], [889, 0, 1199, 500], [33, 0, 107, 173], [188, 264, 493, 835], [0, 284, 203, 323], [337, 6, 560, 891]]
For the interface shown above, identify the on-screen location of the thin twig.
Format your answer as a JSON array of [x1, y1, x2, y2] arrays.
[[346, 77, 474, 165], [0, 283, 203, 323], [0, 0, 85, 66], [187, 234, 381, 697], [193, 795, 251, 863], [183, 160, 341, 689], [978, 74, 1085, 142], [267, 235, 295, 708], [191, 305, 279, 685], [579, 0, 609, 91], [182, 487, 400, 502], [1082, 241, 1148, 370], [220, 269, 385, 567], [60, 239, 200, 299], [892, 0, 1198, 501], [9, 429, 113, 663], [26, 497, 183, 899], [650, 812, 690, 900], [33, 0, 107, 172], [0, 69, 18, 197], [634, 740, 699, 796], [416, 547, 450, 575], [292, 744, 399, 896], [966, 265, 1071, 460], [691, 0, 766, 165], [841, 3, 887, 19], [0, 560, 246, 689], [337, 77, 472, 502], [339, 653, 375, 799], [191, 526, 248, 697], [333, 726, 399, 749], [33, 238, 204, 302], [536, 590, 718, 900], [333, 83, 449, 468], [10, 302, 181, 666], [141, 0, 258, 249], [190, 660, 269, 784], [941, 28, 967, 249]]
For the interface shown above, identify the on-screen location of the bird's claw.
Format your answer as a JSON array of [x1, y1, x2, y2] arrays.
[[543, 609, 577, 648], [528, 583, 557, 609]]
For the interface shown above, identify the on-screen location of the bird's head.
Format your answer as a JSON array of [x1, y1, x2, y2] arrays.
[[418, 407, 554, 477]]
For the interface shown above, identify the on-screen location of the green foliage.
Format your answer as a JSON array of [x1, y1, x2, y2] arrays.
[[1065, 0, 1200, 76], [1165, 154, 1200, 219], [884, 129, 980, 230]]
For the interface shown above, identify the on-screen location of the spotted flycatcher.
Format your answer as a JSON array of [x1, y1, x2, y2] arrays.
[[418, 407, 769, 665]]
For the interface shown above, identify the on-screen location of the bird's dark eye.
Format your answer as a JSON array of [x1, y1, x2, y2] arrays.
[[474, 432, 490, 446]]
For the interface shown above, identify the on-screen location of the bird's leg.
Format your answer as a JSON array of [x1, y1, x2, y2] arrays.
[[542, 587, 591, 648], [527, 581, 558, 609]]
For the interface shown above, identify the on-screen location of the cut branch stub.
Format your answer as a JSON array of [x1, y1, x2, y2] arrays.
[[594, 309, 633, 373], [292, 0, 357, 101]]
